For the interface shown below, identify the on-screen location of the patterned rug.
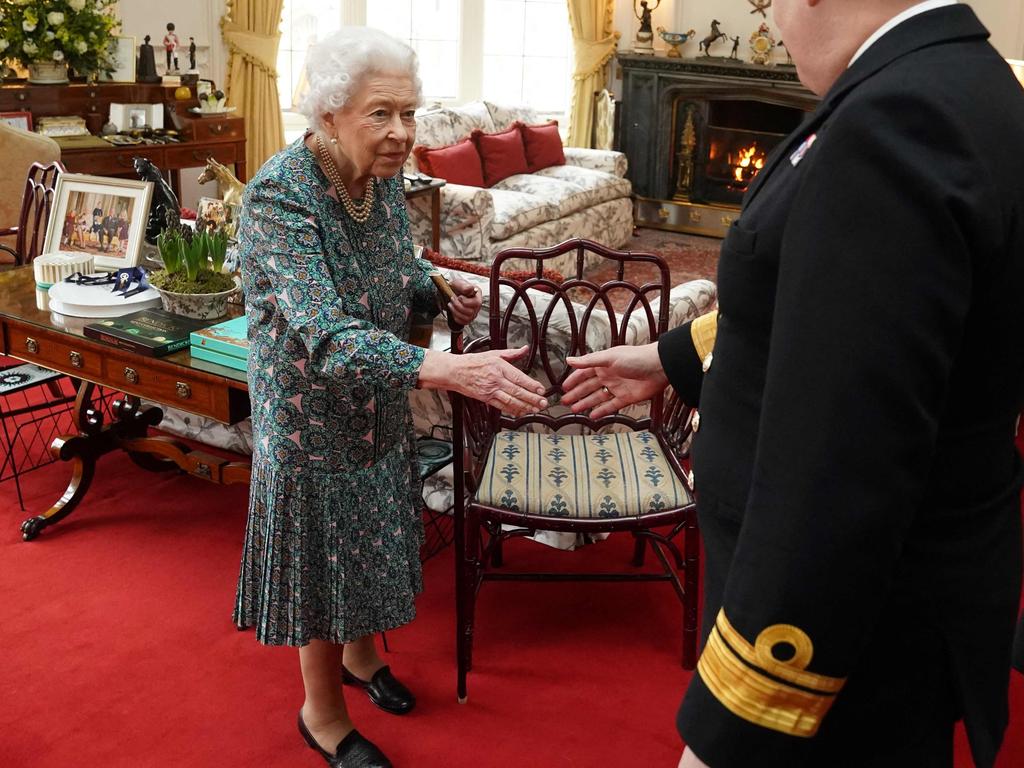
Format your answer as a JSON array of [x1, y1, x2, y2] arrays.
[[579, 227, 721, 311]]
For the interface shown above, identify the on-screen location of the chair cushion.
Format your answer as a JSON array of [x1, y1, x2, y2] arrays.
[[413, 138, 485, 187], [488, 188, 559, 241], [477, 430, 692, 519], [473, 126, 529, 187], [0, 363, 62, 395], [518, 121, 565, 173]]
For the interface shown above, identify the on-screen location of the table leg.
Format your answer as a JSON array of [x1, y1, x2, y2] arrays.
[[431, 187, 441, 252], [19, 381, 251, 541]]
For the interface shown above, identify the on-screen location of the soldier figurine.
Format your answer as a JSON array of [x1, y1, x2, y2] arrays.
[[163, 22, 180, 72]]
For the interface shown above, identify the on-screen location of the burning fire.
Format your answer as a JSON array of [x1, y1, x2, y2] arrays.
[[733, 144, 766, 183]]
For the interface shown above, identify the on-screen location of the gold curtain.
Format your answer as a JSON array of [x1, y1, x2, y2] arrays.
[[221, 0, 286, 176], [566, 0, 619, 148]]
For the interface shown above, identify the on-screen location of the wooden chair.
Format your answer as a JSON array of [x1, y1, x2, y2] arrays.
[[0, 160, 65, 266], [451, 238, 700, 701], [0, 161, 76, 507]]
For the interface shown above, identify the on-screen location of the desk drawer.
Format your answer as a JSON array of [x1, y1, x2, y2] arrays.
[[102, 353, 228, 420], [165, 143, 237, 169], [12, 329, 103, 377], [190, 117, 244, 142], [64, 146, 164, 176]]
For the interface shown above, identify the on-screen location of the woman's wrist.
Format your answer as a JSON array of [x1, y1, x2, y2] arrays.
[[417, 349, 455, 391]]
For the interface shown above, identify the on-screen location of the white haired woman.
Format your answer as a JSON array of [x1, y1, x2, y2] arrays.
[[232, 27, 547, 768]]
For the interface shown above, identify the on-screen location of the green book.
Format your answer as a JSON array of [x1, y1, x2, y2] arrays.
[[83, 309, 215, 357], [190, 344, 248, 372], [190, 314, 249, 360]]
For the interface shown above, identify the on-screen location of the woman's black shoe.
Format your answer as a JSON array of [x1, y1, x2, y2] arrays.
[[342, 665, 416, 715], [297, 712, 392, 768]]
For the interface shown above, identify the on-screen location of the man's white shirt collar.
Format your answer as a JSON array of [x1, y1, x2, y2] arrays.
[[849, 0, 957, 67]]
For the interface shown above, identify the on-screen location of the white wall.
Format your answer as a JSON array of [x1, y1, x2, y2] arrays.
[[612, 0, 1024, 60]]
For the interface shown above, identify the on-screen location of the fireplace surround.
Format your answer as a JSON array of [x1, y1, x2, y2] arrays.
[[617, 55, 818, 237]]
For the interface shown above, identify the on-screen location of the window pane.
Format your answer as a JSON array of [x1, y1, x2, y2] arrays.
[[523, 56, 568, 112], [483, 0, 526, 56], [368, 0, 460, 101], [367, 0, 412, 40], [277, 0, 341, 110], [410, 0, 460, 40], [415, 40, 460, 100], [523, 2, 567, 57], [483, 54, 524, 103]]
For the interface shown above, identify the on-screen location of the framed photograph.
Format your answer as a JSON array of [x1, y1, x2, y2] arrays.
[[108, 103, 164, 132], [0, 111, 34, 132], [42, 174, 153, 271], [100, 35, 136, 83]]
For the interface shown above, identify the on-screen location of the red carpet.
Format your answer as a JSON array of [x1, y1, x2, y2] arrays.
[[1, 447, 1022, 767]]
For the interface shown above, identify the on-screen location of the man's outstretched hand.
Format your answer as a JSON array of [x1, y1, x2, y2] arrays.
[[562, 342, 669, 418]]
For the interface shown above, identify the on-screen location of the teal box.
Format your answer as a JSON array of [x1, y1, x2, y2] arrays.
[[190, 314, 248, 361], [190, 344, 248, 372]]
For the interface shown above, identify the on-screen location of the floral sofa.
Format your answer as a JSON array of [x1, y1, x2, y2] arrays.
[[405, 101, 634, 274]]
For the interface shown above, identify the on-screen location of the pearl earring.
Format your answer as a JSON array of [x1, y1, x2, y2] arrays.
[[330, 136, 338, 144]]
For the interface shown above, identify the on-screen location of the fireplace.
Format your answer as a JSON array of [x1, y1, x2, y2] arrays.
[[618, 56, 819, 237]]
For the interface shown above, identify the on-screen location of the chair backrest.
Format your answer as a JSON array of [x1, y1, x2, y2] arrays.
[[476, 238, 671, 435], [14, 161, 65, 265], [592, 89, 616, 150]]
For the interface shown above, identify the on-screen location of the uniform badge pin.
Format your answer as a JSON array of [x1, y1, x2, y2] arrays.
[[790, 133, 817, 166]]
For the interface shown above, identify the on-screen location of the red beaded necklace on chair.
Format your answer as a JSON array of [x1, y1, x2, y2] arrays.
[[314, 133, 376, 224]]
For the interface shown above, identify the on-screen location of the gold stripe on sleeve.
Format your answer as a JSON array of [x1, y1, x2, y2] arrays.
[[690, 310, 718, 364]]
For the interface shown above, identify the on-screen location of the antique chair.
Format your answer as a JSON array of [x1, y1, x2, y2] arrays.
[[0, 160, 65, 265], [451, 238, 700, 701], [0, 160, 77, 508], [0, 124, 61, 260]]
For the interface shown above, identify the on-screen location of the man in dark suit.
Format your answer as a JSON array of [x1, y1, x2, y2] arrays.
[[563, 1, 1024, 765]]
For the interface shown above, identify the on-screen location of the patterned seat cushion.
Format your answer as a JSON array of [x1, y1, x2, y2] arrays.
[[488, 188, 560, 241], [0, 363, 62, 395], [477, 430, 692, 519]]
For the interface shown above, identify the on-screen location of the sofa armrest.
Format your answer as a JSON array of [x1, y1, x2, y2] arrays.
[[563, 147, 628, 178], [407, 183, 496, 261]]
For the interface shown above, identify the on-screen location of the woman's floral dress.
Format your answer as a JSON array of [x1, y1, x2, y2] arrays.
[[232, 138, 439, 646]]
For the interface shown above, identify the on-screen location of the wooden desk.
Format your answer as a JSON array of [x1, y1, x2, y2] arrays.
[[0, 267, 251, 540], [0, 83, 246, 199]]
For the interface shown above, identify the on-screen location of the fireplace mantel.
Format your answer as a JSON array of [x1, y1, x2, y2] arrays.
[[618, 54, 818, 237]]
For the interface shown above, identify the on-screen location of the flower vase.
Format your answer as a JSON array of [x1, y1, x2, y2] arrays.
[[27, 61, 70, 85]]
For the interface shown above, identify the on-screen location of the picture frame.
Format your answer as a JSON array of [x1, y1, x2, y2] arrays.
[[108, 102, 164, 132], [0, 111, 34, 132], [100, 35, 136, 83], [42, 174, 153, 271]]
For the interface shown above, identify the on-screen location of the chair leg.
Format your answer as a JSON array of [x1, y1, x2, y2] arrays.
[[490, 529, 503, 567], [0, 405, 26, 511], [682, 510, 700, 670], [632, 533, 646, 567], [455, 494, 470, 702]]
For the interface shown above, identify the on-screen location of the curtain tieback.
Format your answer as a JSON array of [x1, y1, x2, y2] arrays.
[[222, 27, 281, 78], [571, 33, 620, 80]]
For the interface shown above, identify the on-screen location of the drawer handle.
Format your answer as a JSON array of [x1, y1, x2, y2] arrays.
[[25, 337, 39, 354], [209, 123, 225, 135], [69, 351, 83, 369], [176, 382, 192, 399], [124, 367, 139, 384]]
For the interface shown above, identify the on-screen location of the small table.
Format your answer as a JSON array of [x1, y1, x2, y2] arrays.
[[404, 178, 446, 251], [0, 267, 251, 540]]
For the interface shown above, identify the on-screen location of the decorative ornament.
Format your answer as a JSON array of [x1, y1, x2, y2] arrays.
[[749, 22, 777, 66], [657, 27, 696, 59], [699, 20, 728, 58], [632, 0, 661, 56], [748, 0, 772, 19]]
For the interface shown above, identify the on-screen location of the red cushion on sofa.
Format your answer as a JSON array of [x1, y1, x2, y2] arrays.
[[518, 121, 565, 173], [413, 138, 484, 187], [472, 125, 529, 187]]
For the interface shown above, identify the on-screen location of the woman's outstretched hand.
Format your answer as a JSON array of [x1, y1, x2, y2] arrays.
[[562, 342, 669, 419], [419, 346, 548, 417], [447, 277, 483, 327]]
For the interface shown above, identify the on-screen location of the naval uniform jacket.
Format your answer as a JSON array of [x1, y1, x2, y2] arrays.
[[658, 6, 1024, 766]]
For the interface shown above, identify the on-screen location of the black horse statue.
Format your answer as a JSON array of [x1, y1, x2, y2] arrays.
[[700, 20, 728, 57], [133, 157, 180, 244]]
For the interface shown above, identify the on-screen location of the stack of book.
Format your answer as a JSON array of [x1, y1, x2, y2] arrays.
[[189, 315, 248, 371]]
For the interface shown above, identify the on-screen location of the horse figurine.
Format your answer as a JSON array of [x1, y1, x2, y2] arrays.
[[133, 156, 180, 245], [197, 157, 246, 207], [699, 20, 728, 57]]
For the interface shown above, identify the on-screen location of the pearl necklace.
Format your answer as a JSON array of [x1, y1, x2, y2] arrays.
[[314, 133, 376, 224]]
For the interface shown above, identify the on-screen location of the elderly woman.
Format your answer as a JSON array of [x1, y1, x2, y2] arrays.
[[232, 27, 546, 768]]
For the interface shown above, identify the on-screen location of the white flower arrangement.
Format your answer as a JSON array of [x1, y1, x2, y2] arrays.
[[0, 1, 118, 75], [46, 12, 65, 26]]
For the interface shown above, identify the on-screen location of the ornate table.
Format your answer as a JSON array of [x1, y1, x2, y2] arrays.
[[0, 267, 251, 540]]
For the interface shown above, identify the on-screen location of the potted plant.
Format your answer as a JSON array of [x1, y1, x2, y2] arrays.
[[0, 1, 119, 84], [150, 222, 239, 320]]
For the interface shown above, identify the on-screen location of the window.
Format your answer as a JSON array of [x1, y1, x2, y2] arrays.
[[366, 0, 461, 101], [277, 0, 573, 134], [482, 0, 573, 114]]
